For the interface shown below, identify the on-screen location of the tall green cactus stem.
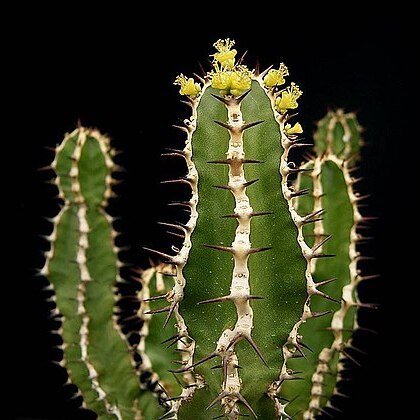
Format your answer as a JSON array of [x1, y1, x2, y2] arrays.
[[281, 110, 367, 418], [42, 128, 158, 419], [142, 40, 345, 419]]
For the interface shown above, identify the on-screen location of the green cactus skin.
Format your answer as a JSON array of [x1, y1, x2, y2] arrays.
[[42, 127, 160, 419], [281, 110, 367, 418], [41, 42, 373, 420]]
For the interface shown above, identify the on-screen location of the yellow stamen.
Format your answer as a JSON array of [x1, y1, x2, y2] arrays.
[[263, 64, 289, 88], [275, 83, 303, 114], [174, 74, 201, 97]]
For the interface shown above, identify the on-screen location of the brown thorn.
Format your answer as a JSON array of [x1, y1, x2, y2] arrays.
[[289, 142, 313, 149], [163, 303, 177, 328], [158, 410, 177, 420], [357, 256, 375, 261], [203, 244, 234, 253], [206, 391, 228, 410], [311, 310, 332, 318], [207, 158, 263, 165], [157, 222, 186, 232], [180, 99, 193, 108], [161, 333, 181, 345], [248, 247, 272, 254], [315, 277, 338, 288], [37, 165, 54, 172], [193, 72, 206, 84], [166, 231, 184, 239], [315, 290, 341, 304], [241, 120, 264, 131], [312, 234, 333, 252], [311, 253, 335, 259], [243, 159, 264, 164], [258, 65, 273, 79], [172, 124, 188, 133], [254, 58, 260, 76], [171, 352, 219, 373], [347, 344, 367, 355], [248, 295, 264, 300], [221, 213, 239, 219], [348, 165, 360, 173], [211, 94, 230, 105], [142, 247, 174, 261], [235, 89, 252, 104], [283, 112, 299, 123], [354, 194, 371, 202], [326, 404, 343, 414], [160, 178, 191, 185], [142, 294, 167, 302], [235, 392, 257, 419], [314, 407, 333, 418], [302, 217, 323, 225], [290, 188, 311, 198], [243, 179, 259, 187], [227, 334, 268, 367], [340, 349, 361, 366], [167, 201, 192, 209], [303, 208, 325, 222], [163, 147, 185, 155], [237, 50, 248, 65], [213, 184, 231, 190], [355, 302, 379, 309], [357, 326, 379, 334], [214, 120, 232, 130], [197, 296, 230, 305], [144, 306, 171, 315]]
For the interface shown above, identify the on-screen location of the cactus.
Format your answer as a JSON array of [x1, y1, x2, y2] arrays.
[[41, 40, 373, 419]]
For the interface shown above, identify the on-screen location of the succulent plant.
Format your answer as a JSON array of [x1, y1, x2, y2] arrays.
[[41, 39, 374, 419]]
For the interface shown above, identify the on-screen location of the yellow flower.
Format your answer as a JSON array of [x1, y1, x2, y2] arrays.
[[174, 74, 201, 97], [211, 71, 232, 92], [212, 38, 237, 69], [275, 83, 303, 113], [284, 122, 303, 135], [230, 67, 252, 97], [263, 63, 289, 88]]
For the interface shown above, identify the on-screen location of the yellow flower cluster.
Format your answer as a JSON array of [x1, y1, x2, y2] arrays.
[[208, 39, 251, 96], [263, 64, 289, 88], [212, 38, 237, 69], [275, 83, 303, 114], [173, 74, 201, 98], [211, 65, 252, 97]]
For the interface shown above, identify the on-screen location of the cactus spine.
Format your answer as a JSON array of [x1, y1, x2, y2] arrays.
[[41, 41, 373, 419]]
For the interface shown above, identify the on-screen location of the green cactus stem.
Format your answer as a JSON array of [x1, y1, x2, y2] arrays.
[[280, 110, 369, 418], [42, 127, 159, 419], [140, 40, 365, 419]]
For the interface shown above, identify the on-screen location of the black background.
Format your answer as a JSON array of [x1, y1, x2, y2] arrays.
[[12, 8, 404, 420]]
